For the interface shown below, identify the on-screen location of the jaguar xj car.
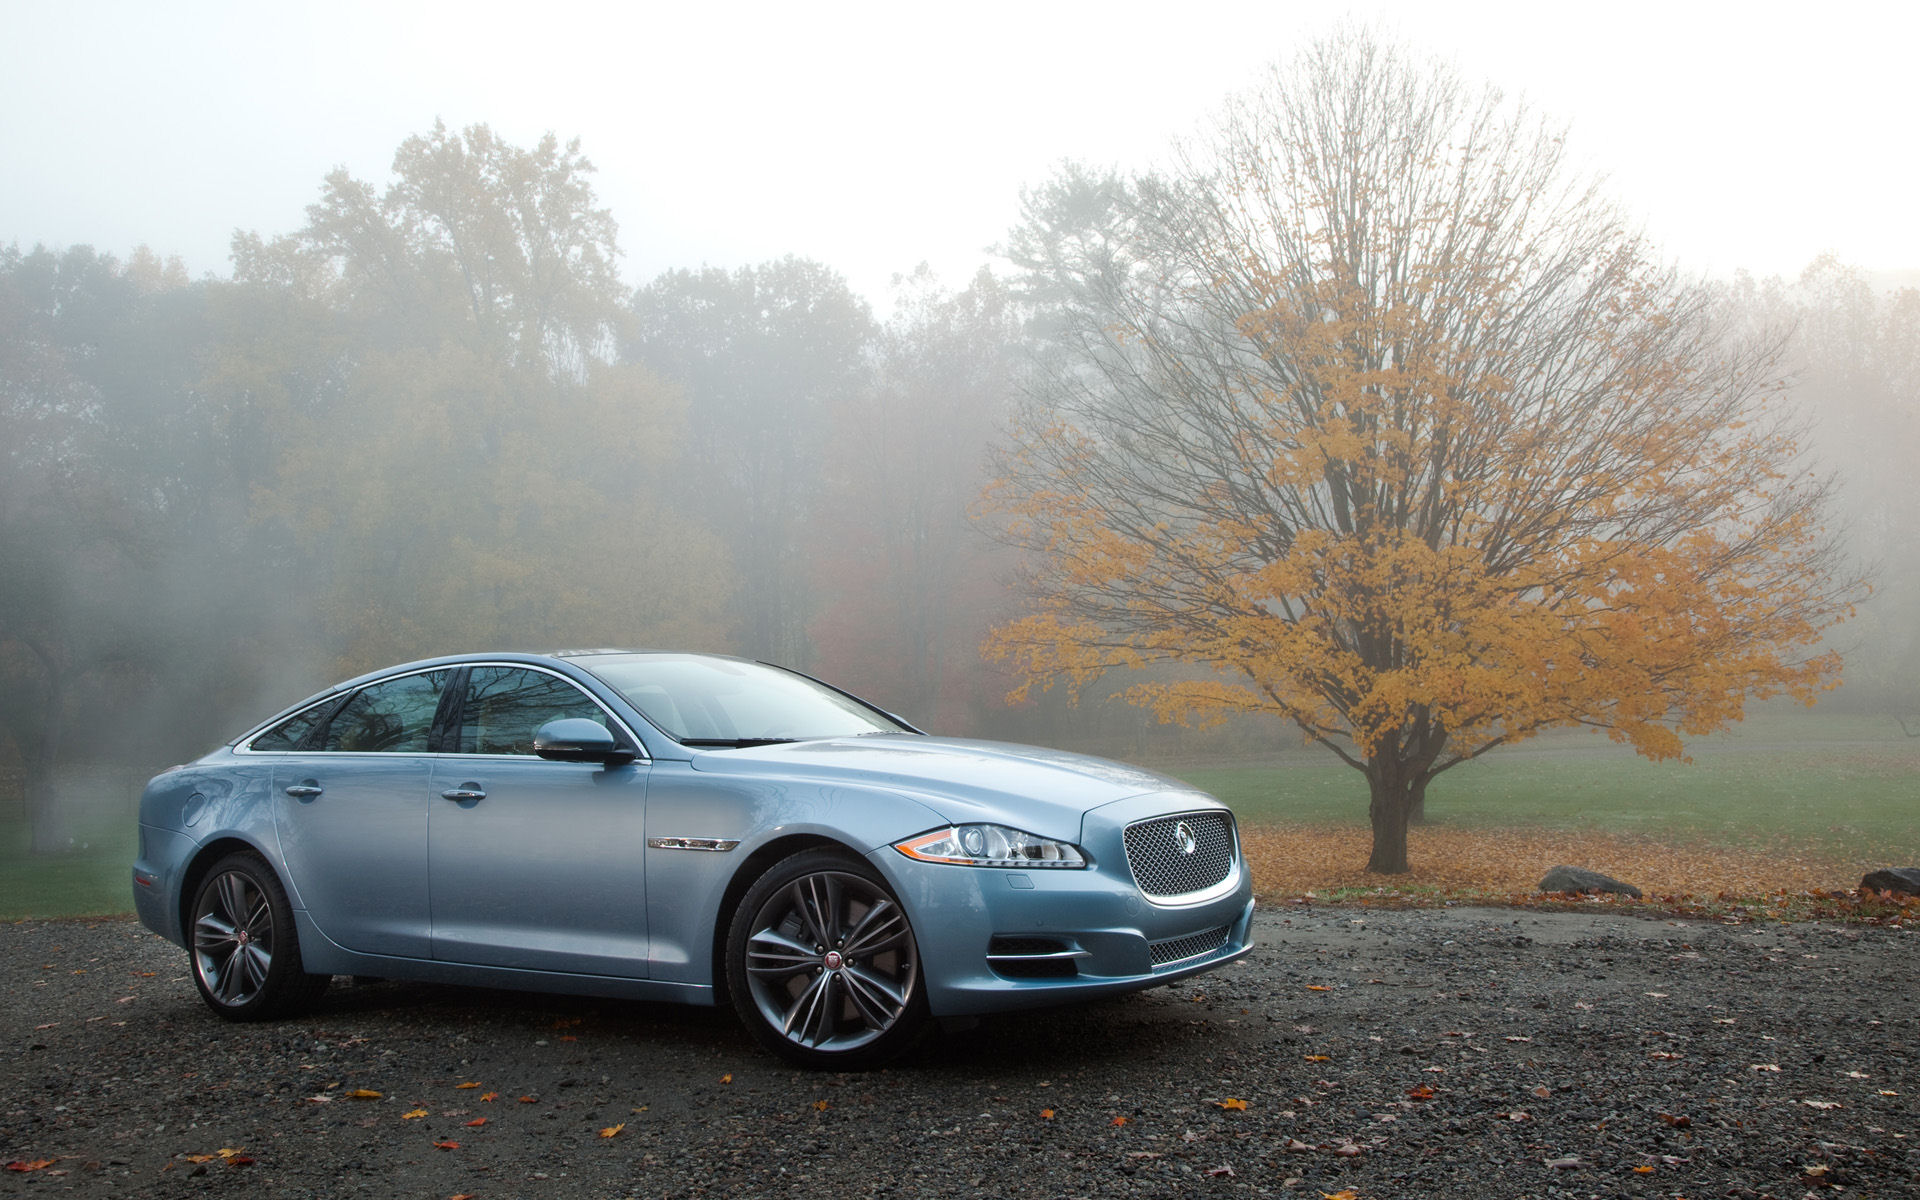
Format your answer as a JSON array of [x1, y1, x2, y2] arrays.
[[132, 651, 1255, 1066]]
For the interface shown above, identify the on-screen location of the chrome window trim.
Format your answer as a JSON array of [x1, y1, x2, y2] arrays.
[[234, 662, 651, 764]]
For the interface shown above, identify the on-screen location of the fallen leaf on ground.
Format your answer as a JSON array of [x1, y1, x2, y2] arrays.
[[480, 1092, 499, 1102], [402, 1109, 428, 1120], [599, 1123, 625, 1139], [454, 1082, 480, 1090], [1110, 1116, 1129, 1127], [1041, 1109, 1055, 1120], [433, 1141, 459, 1151], [7, 1161, 56, 1173], [1215, 1098, 1248, 1111], [812, 1100, 830, 1112], [348, 1089, 383, 1100], [464, 1118, 487, 1127]]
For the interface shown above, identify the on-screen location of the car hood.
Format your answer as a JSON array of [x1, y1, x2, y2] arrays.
[[686, 735, 1193, 839]]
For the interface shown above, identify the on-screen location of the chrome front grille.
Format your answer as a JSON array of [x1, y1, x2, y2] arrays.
[[1150, 925, 1230, 968], [1122, 810, 1237, 900]]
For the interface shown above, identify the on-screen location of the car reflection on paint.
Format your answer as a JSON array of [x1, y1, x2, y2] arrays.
[[132, 651, 1255, 1067]]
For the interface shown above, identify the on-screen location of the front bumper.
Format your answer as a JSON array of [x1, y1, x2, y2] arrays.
[[869, 791, 1257, 1017]]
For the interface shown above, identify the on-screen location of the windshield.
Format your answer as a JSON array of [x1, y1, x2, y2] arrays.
[[577, 654, 908, 745]]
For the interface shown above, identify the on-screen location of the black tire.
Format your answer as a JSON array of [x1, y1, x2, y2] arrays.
[[725, 849, 927, 1068], [188, 851, 330, 1021]]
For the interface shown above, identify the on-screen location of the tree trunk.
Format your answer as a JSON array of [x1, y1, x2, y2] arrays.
[[1409, 791, 1428, 825], [1365, 764, 1430, 874]]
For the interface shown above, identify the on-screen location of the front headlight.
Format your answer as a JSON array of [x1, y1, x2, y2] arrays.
[[894, 824, 1087, 868]]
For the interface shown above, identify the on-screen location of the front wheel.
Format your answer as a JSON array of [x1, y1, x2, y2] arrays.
[[188, 851, 330, 1021], [725, 850, 927, 1068]]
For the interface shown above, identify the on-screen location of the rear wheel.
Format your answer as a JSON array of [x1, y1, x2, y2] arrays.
[[725, 850, 927, 1068], [189, 851, 330, 1021]]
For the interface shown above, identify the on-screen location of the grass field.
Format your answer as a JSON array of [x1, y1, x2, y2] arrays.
[[2, 714, 1915, 920], [1174, 715, 1920, 864]]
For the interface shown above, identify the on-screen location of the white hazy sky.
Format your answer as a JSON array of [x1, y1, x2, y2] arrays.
[[4, 0, 1914, 306]]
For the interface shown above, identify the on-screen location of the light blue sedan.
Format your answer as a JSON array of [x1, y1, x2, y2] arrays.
[[132, 651, 1255, 1067]]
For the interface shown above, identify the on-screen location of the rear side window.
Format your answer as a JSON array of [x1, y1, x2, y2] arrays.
[[248, 703, 333, 751], [456, 666, 611, 756], [321, 671, 451, 753]]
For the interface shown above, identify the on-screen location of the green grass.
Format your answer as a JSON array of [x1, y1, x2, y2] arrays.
[[1169, 719, 1920, 864], [0, 825, 139, 920]]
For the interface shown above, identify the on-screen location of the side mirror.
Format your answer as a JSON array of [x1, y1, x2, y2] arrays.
[[533, 718, 638, 766]]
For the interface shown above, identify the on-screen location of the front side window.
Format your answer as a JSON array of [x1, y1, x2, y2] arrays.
[[456, 666, 613, 756], [320, 671, 450, 753]]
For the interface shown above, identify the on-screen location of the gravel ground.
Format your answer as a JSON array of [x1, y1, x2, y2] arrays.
[[4, 908, 1915, 1199]]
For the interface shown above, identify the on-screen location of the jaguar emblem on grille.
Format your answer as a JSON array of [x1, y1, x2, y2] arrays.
[[1174, 821, 1198, 855]]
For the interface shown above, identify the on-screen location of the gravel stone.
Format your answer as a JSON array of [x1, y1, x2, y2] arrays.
[[3, 908, 1914, 1197]]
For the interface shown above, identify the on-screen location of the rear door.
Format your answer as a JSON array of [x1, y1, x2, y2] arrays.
[[269, 668, 452, 959], [427, 664, 652, 977]]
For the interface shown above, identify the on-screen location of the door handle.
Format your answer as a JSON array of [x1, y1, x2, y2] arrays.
[[440, 786, 487, 802], [283, 783, 323, 798]]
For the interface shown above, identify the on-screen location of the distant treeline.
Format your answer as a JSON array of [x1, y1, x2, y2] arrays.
[[3, 122, 1916, 855]]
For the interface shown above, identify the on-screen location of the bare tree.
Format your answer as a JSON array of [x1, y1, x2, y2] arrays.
[[987, 30, 1861, 874]]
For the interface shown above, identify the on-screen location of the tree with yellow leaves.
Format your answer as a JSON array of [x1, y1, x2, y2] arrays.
[[987, 32, 1861, 873]]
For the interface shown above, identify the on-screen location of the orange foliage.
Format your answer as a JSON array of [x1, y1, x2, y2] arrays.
[[986, 34, 1862, 871]]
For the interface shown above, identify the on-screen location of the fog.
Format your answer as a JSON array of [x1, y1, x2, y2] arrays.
[[4, 4, 1918, 906]]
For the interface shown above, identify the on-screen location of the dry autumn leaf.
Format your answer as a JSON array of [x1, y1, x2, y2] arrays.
[[518, 1096, 537, 1104], [1110, 1116, 1129, 1127], [599, 1123, 625, 1139], [1215, 1098, 1248, 1111], [720, 1074, 733, 1085], [433, 1141, 459, 1151], [465, 1118, 487, 1127], [1041, 1109, 1055, 1120], [1406, 1086, 1435, 1101], [811, 1100, 830, 1112], [402, 1109, 429, 1120], [480, 1092, 499, 1102], [347, 1089, 383, 1100], [454, 1082, 481, 1090], [7, 1160, 56, 1173], [1305, 985, 1331, 992], [1321, 1192, 1359, 1200], [1633, 1166, 1656, 1174], [1303, 1054, 1331, 1062]]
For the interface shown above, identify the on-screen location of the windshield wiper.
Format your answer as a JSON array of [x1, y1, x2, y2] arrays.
[[679, 737, 800, 748]]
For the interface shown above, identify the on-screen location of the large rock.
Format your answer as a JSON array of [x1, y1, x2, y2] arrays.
[[1859, 868, 1920, 897], [1539, 865, 1643, 899]]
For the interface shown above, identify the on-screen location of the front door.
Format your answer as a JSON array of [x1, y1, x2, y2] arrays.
[[426, 665, 652, 977]]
